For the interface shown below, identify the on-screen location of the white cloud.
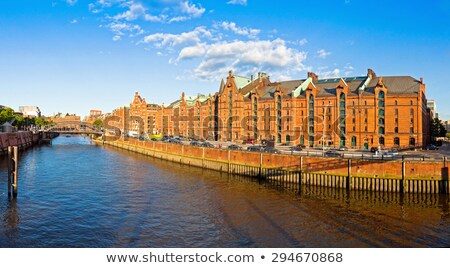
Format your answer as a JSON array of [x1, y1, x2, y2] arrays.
[[110, 1, 203, 23], [142, 26, 212, 47], [66, 0, 77, 5], [106, 22, 144, 39], [113, 2, 146, 21], [179, 1, 205, 18], [227, 0, 247, 6], [317, 68, 340, 78], [178, 43, 208, 60], [344, 63, 354, 76], [177, 39, 308, 81], [298, 38, 307, 46], [317, 49, 331, 59], [219, 21, 260, 39], [70, 19, 78, 24]]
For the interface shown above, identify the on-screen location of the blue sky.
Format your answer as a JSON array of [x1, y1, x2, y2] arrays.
[[1, 0, 449, 119]]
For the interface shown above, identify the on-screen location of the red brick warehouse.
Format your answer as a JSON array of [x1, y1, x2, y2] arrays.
[[105, 68, 431, 150]]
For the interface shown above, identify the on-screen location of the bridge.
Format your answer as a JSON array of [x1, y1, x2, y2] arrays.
[[42, 121, 103, 135]]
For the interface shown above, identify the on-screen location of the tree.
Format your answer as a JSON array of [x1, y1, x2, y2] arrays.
[[0, 107, 16, 124], [35, 117, 52, 127], [93, 118, 103, 129], [430, 118, 446, 138]]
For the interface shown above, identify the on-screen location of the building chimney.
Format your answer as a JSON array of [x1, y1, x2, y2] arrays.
[[420, 77, 423, 83], [367, 68, 376, 78], [307, 72, 319, 83]]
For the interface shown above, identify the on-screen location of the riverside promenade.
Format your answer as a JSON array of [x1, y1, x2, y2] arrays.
[[98, 138, 449, 194]]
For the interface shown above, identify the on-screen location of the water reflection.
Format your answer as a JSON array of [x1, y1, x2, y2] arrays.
[[0, 136, 449, 247]]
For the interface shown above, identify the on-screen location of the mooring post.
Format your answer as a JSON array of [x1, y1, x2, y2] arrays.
[[401, 159, 406, 193], [299, 156, 303, 188], [347, 159, 352, 189], [13, 146, 18, 197], [7, 146, 12, 197]]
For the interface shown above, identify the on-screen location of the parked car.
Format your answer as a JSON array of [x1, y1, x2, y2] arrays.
[[243, 138, 255, 145], [261, 139, 275, 148], [201, 142, 215, 148], [325, 150, 341, 157], [382, 150, 399, 156], [425, 144, 439, 150], [264, 147, 281, 154], [370, 147, 380, 153], [290, 144, 304, 151], [247, 145, 262, 152], [190, 141, 201, 146], [169, 138, 183, 144], [227, 144, 243, 150], [338, 146, 348, 151]]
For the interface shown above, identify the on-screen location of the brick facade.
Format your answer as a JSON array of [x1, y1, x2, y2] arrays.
[[105, 69, 431, 149]]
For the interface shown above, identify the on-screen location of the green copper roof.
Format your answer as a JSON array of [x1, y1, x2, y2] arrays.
[[234, 75, 252, 89], [293, 78, 312, 97]]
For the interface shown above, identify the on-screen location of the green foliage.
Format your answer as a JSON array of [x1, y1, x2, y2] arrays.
[[0, 107, 52, 129], [0, 107, 16, 124], [93, 118, 103, 129], [430, 118, 446, 138], [35, 117, 52, 126]]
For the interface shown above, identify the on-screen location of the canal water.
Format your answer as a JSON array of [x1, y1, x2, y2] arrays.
[[0, 136, 449, 247]]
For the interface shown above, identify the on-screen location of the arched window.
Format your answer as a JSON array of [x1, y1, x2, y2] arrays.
[[340, 136, 346, 147], [379, 127, 385, 135], [409, 137, 415, 146], [286, 135, 291, 145], [378, 118, 384, 125], [277, 95, 282, 135], [308, 95, 315, 146], [339, 93, 346, 138], [395, 100, 398, 105], [351, 136, 357, 147], [378, 91, 385, 99], [379, 137, 385, 145], [253, 98, 258, 140], [394, 137, 400, 146]]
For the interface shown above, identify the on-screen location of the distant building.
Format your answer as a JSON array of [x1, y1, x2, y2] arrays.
[[49, 113, 81, 123], [84, 110, 103, 124], [19, 106, 41, 118], [445, 120, 450, 133], [427, 100, 438, 119]]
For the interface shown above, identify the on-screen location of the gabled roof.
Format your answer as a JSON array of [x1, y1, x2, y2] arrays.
[[234, 75, 252, 89], [368, 76, 421, 94]]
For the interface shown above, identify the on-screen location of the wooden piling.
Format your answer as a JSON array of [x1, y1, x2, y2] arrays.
[[401, 160, 406, 193], [7, 146, 12, 197], [347, 159, 352, 189], [7, 146, 19, 198]]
